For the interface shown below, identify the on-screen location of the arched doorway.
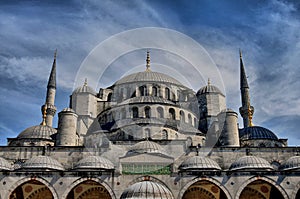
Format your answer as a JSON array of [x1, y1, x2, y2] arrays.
[[296, 189, 300, 199], [9, 180, 53, 199], [66, 180, 112, 199], [239, 180, 284, 199], [182, 180, 227, 199]]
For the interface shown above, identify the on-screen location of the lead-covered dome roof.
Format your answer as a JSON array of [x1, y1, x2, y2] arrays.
[[179, 156, 221, 171], [280, 156, 300, 171], [22, 155, 64, 171], [197, 80, 224, 96], [229, 156, 273, 171], [0, 157, 11, 171], [120, 181, 174, 199], [129, 140, 165, 154], [17, 125, 57, 140], [239, 126, 278, 141], [72, 80, 96, 95], [115, 71, 182, 86], [74, 156, 114, 170]]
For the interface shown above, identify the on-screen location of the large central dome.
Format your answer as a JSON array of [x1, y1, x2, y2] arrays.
[[114, 71, 183, 86]]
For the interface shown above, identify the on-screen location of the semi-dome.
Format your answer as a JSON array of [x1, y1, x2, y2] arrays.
[[197, 80, 224, 96], [17, 125, 57, 140], [229, 156, 273, 171], [74, 156, 114, 170], [179, 156, 221, 171], [120, 181, 174, 199], [22, 155, 64, 171], [0, 157, 11, 171], [129, 140, 165, 154], [239, 126, 278, 141], [280, 156, 300, 171], [115, 71, 183, 86]]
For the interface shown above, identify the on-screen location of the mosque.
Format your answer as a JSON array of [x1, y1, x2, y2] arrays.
[[0, 50, 299, 199]]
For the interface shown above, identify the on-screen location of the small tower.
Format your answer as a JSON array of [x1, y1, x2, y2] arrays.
[[57, 108, 78, 146], [239, 50, 254, 128], [217, 109, 240, 147], [41, 50, 57, 127]]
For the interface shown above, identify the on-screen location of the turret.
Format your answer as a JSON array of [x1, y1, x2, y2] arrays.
[[57, 108, 78, 146], [70, 79, 97, 137], [41, 50, 57, 127], [197, 79, 226, 133], [238, 50, 254, 128], [217, 109, 240, 147]]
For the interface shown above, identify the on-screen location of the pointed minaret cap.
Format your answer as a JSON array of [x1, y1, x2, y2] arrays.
[[240, 49, 249, 89], [146, 51, 151, 71], [47, 49, 57, 89]]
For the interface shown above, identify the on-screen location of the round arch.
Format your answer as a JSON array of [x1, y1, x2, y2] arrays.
[[61, 177, 116, 199], [6, 177, 58, 199], [178, 177, 231, 199], [290, 180, 300, 199], [235, 176, 288, 199]]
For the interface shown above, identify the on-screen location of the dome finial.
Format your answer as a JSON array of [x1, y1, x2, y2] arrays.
[[239, 48, 242, 58], [54, 49, 57, 60], [207, 78, 211, 86], [84, 78, 88, 86], [146, 51, 151, 71], [40, 104, 47, 126]]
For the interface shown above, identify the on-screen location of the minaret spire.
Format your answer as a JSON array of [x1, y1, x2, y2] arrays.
[[239, 49, 254, 128], [41, 50, 57, 127], [146, 51, 151, 71]]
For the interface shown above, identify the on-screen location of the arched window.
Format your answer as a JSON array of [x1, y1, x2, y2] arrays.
[[107, 92, 112, 101], [145, 106, 151, 118], [180, 110, 185, 122], [169, 108, 175, 120], [188, 114, 192, 125], [139, 85, 147, 96], [162, 129, 168, 139], [152, 86, 158, 96], [165, 87, 170, 99], [157, 107, 164, 118], [132, 107, 139, 118], [145, 128, 150, 138]]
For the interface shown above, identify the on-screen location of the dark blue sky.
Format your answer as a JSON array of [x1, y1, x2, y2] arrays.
[[0, 0, 300, 145]]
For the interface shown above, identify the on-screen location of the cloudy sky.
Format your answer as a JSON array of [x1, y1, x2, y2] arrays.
[[0, 0, 300, 145]]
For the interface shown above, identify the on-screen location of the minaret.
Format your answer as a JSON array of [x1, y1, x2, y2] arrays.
[[239, 50, 254, 128], [41, 50, 57, 127]]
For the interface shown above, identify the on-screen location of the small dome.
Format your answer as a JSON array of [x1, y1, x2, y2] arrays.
[[17, 125, 57, 140], [120, 181, 174, 199], [22, 155, 64, 171], [229, 156, 273, 171], [179, 156, 221, 171], [280, 156, 300, 171], [72, 80, 96, 95], [197, 82, 224, 96], [74, 156, 114, 170], [239, 126, 278, 141], [129, 140, 165, 154], [115, 71, 183, 86], [0, 157, 11, 171]]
